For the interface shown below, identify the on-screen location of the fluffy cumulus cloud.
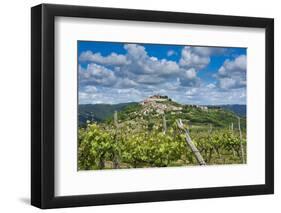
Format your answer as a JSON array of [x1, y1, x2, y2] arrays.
[[78, 43, 246, 105], [184, 85, 246, 105], [79, 51, 128, 66], [79, 64, 117, 87], [217, 55, 246, 89], [79, 44, 203, 90], [179, 46, 211, 69], [123, 44, 181, 77], [179, 46, 227, 70]]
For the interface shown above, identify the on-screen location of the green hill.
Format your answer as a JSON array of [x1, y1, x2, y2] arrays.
[[79, 102, 137, 126], [79, 96, 246, 130]]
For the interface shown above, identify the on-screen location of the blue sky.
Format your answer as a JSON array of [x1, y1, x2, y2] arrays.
[[78, 41, 246, 105]]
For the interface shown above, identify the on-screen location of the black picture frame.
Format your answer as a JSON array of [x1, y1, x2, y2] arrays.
[[31, 3, 274, 209]]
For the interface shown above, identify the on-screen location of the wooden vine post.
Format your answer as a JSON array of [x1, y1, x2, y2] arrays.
[[113, 111, 120, 169], [237, 116, 245, 163], [176, 119, 206, 166], [162, 114, 167, 134], [230, 122, 236, 157], [208, 123, 212, 133], [207, 123, 213, 163]]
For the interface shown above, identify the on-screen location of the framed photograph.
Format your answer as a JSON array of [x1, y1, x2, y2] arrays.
[[31, 4, 274, 209]]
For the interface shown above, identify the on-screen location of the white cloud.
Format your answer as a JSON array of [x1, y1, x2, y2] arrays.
[[182, 85, 246, 105], [80, 44, 201, 90], [179, 68, 199, 87], [135, 74, 165, 85], [186, 88, 198, 96], [218, 55, 246, 77], [194, 46, 227, 56], [115, 78, 138, 88], [217, 55, 247, 89], [124, 44, 147, 60], [80, 63, 141, 89], [117, 88, 141, 95], [179, 46, 210, 69], [167, 50, 176, 57], [184, 68, 197, 79], [179, 46, 227, 70], [192, 47, 212, 56], [124, 44, 181, 77], [79, 51, 128, 66], [79, 87, 147, 104], [223, 55, 246, 71], [218, 78, 237, 89], [79, 77, 246, 105], [83, 85, 97, 93], [79, 64, 117, 87], [117, 44, 199, 87], [206, 83, 216, 89], [79, 91, 97, 104]]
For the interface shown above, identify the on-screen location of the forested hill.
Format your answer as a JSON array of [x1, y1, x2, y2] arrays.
[[79, 102, 137, 125]]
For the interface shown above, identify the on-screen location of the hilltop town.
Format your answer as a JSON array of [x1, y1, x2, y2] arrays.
[[140, 95, 183, 115], [140, 95, 208, 115]]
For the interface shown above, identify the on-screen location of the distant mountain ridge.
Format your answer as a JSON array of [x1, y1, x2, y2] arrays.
[[217, 104, 246, 117]]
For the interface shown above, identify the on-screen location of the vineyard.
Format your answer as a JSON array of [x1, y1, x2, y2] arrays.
[[78, 98, 246, 170]]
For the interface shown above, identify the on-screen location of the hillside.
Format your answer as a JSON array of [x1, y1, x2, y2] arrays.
[[79, 95, 246, 130], [79, 102, 137, 126]]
